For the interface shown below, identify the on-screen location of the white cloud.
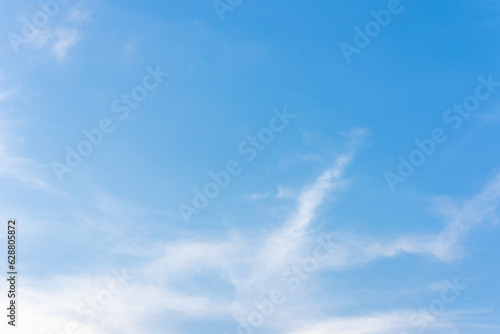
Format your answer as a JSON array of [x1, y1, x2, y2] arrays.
[[52, 28, 83, 61], [2, 135, 362, 332], [67, 9, 92, 24], [25, 29, 53, 48], [14, 6, 91, 60], [5, 129, 500, 333]]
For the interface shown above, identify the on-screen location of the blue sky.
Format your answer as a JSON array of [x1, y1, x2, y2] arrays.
[[1, 0, 500, 333]]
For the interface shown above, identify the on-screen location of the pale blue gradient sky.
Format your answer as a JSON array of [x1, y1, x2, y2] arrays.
[[0, 0, 500, 333]]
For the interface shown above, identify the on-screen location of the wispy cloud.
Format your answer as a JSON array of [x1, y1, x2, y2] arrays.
[[15, 6, 91, 61], [67, 9, 92, 24], [5, 129, 500, 333], [328, 172, 500, 265], [1, 134, 362, 332], [52, 28, 83, 61]]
